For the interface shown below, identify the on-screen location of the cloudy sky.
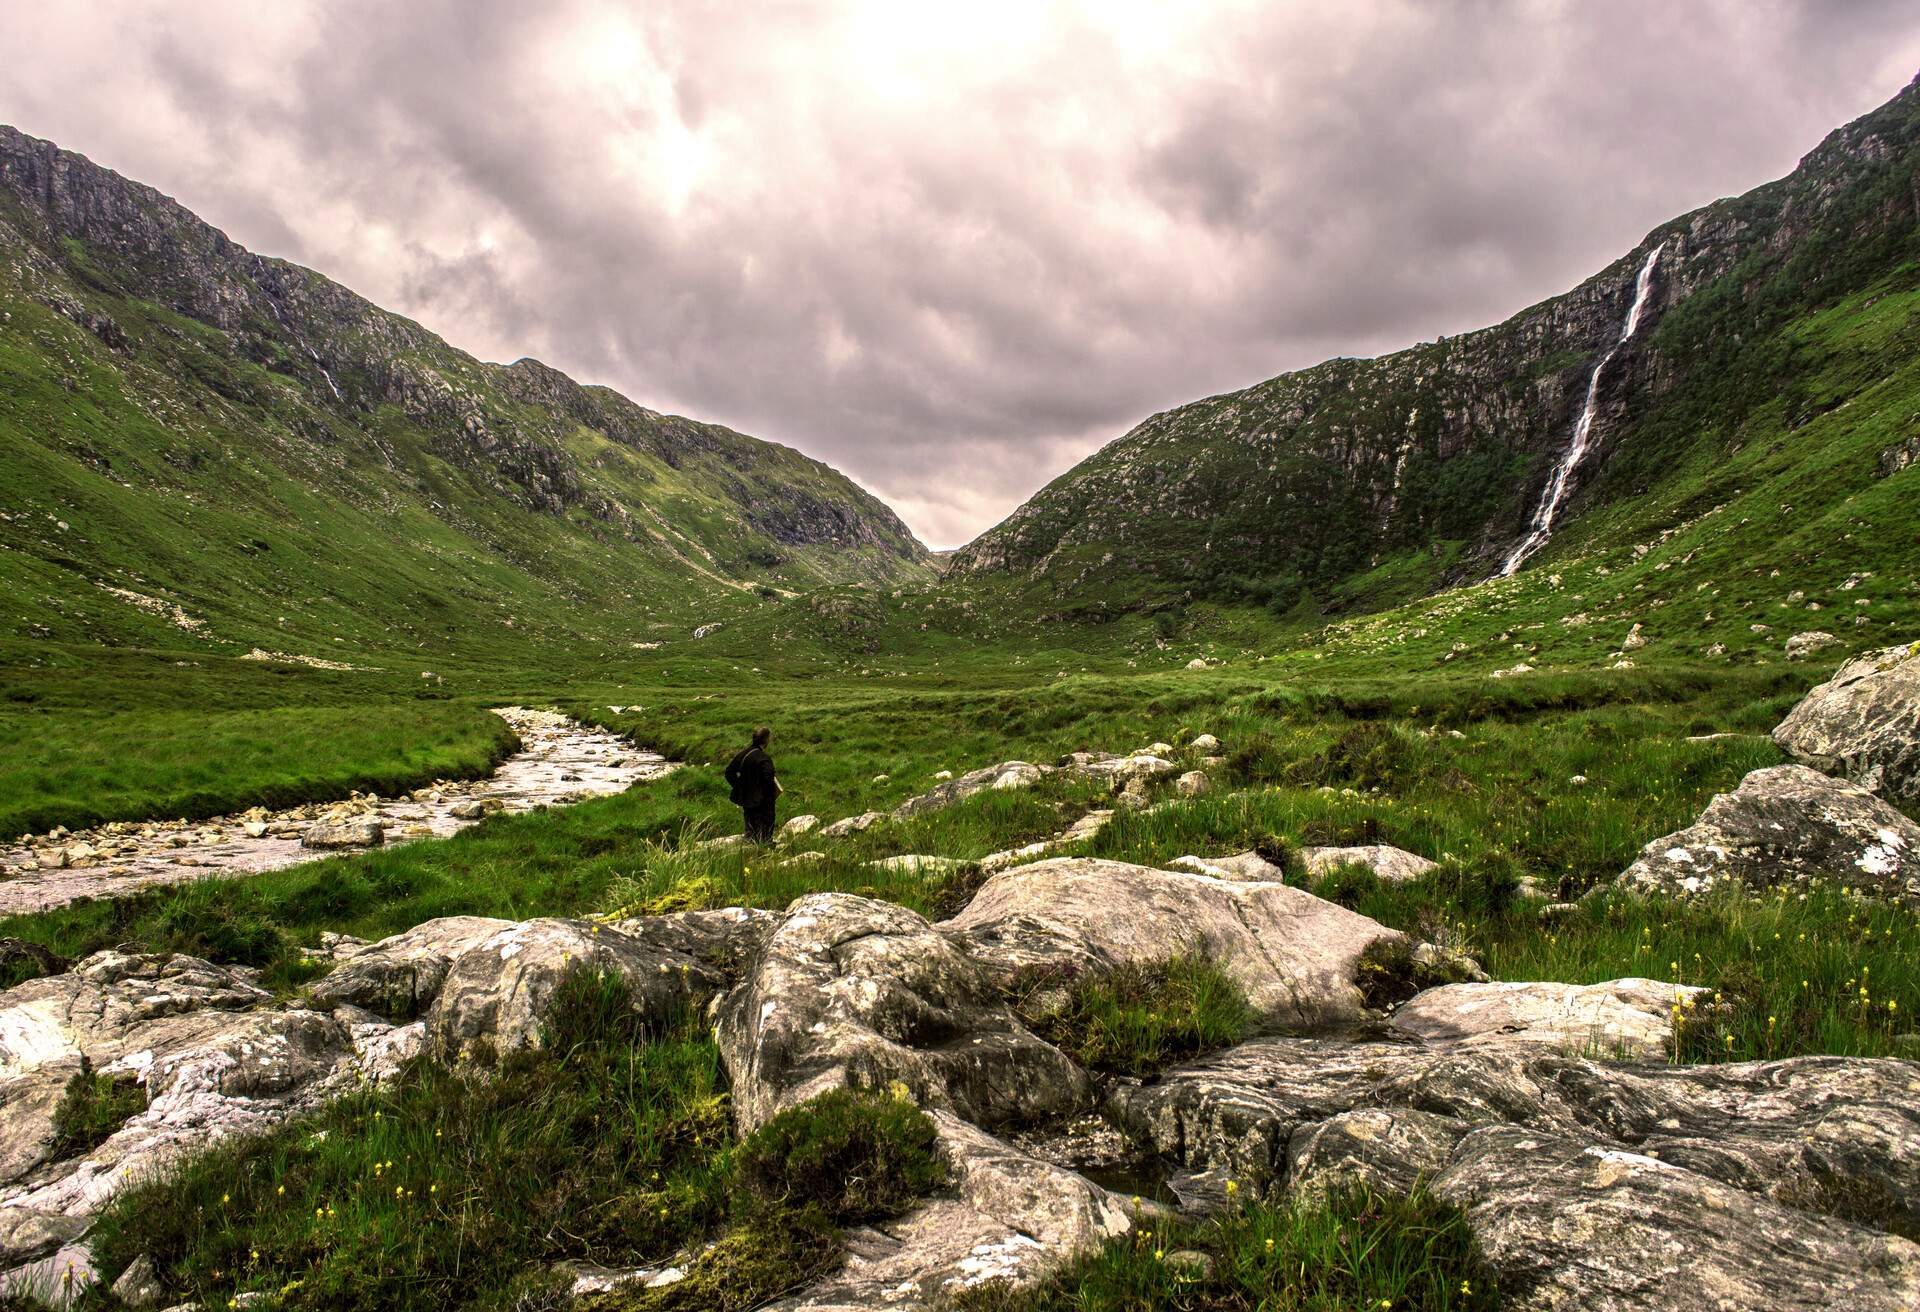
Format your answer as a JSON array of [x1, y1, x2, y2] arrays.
[[7, 3, 1920, 546]]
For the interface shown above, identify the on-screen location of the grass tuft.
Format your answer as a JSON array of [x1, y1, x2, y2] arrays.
[[1010, 952, 1254, 1077]]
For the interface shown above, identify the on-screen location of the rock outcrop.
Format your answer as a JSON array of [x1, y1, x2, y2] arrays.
[[424, 910, 773, 1062], [772, 1113, 1138, 1309], [307, 916, 513, 1019], [717, 894, 1093, 1134], [1773, 639, 1920, 806], [1387, 978, 1707, 1058], [0, 952, 411, 1302], [941, 858, 1406, 1027], [1618, 764, 1920, 905], [1111, 1038, 1920, 1310], [892, 762, 1050, 820]]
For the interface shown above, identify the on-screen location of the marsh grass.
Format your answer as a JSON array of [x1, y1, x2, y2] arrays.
[[0, 701, 517, 839]]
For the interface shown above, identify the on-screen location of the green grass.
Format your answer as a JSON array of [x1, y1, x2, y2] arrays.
[[86, 973, 732, 1311], [955, 1185, 1499, 1312], [7, 649, 1911, 1067], [0, 701, 517, 838]]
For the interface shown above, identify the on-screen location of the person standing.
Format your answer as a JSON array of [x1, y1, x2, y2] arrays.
[[725, 726, 780, 843]]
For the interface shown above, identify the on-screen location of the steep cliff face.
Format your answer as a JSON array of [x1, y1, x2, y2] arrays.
[[950, 75, 1920, 612], [0, 126, 930, 659]]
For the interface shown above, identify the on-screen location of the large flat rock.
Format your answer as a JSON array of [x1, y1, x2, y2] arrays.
[[940, 858, 1405, 1027], [1389, 978, 1708, 1058]]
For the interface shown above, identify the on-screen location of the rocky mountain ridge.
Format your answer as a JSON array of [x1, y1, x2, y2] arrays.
[[0, 125, 929, 661], [949, 73, 1920, 614]]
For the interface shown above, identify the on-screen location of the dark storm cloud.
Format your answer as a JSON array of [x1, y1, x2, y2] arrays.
[[6, 2, 1919, 545]]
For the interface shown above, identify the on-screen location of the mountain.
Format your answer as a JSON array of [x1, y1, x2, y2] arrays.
[[949, 75, 1920, 620], [0, 126, 930, 667]]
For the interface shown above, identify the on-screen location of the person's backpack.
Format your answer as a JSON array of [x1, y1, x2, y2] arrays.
[[726, 747, 760, 806]]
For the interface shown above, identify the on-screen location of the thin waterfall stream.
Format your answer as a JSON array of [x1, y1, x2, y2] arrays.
[[1499, 243, 1665, 576]]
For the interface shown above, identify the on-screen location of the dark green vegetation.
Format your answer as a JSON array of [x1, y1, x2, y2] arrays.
[[82, 972, 943, 1312], [1009, 952, 1254, 1076], [49, 1059, 146, 1161], [957, 1185, 1499, 1312]]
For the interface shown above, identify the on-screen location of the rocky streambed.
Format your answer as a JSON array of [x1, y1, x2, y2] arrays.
[[0, 708, 674, 916]]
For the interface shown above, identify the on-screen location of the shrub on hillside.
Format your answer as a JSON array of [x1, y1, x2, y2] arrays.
[[1284, 722, 1419, 792], [732, 1088, 946, 1224]]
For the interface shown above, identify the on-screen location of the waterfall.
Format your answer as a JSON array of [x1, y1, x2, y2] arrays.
[[1498, 243, 1664, 577], [266, 299, 343, 401]]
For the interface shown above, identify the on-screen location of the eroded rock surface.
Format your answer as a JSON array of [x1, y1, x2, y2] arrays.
[[423, 912, 767, 1062], [941, 858, 1405, 1027], [1388, 979, 1707, 1058], [1114, 1038, 1920, 1310], [1618, 764, 1920, 904], [718, 894, 1092, 1134], [307, 916, 513, 1019], [1774, 639, 1920, 805]]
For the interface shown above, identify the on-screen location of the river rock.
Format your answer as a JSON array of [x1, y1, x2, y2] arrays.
[[941, 858, 1404, 1027], [1111, 1037, 1920, 1310], [893, 762, 1052, 820], [1618, 764, 1920, 904], [308, 916, 514, 1019], [717, 893, 1092, 1134], [1773, 639, 1920, 805], [1388, 978, 1707, 1058], [1298, 844, 1439, 883], [299, 819, 384, 849], [423, 916, 738, 1063]]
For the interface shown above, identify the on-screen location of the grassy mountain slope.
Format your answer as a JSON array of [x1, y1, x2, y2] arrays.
[[0, 126, 931, 671], [948, 74, 1920, 625]]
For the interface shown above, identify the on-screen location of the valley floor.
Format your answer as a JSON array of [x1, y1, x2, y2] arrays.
[[0, 618, 1915, 1311]]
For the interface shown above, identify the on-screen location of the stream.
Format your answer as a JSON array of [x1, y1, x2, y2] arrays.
[[0, 707, 675, 917]]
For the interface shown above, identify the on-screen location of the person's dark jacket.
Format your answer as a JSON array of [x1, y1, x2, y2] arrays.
[[725, 746, 777, 808]]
